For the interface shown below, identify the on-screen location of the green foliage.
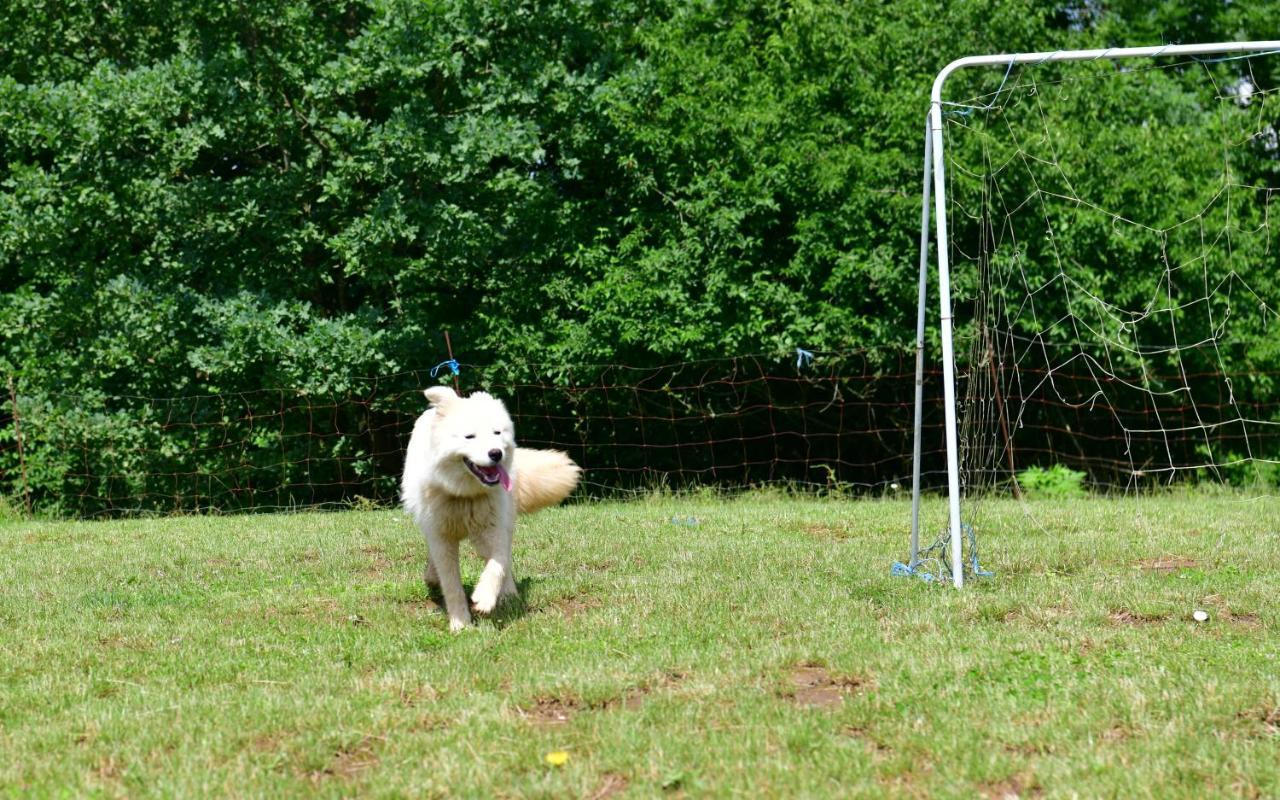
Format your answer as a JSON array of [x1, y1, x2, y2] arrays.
[[1017, 464, 1088, 498], [1196, 448, 1280, 490], [1, 1, 1277, 513]]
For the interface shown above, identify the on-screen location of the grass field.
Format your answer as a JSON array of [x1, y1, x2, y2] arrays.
[[1, 493, 1277, 798]]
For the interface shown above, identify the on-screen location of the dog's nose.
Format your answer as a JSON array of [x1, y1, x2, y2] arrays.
[[488, 449, 503, 463]]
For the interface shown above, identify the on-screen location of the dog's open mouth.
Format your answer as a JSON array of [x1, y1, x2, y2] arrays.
[[464, 458, 512, 491]]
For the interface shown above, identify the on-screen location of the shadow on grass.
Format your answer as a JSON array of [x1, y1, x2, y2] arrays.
[[421, 577, 538, 630]]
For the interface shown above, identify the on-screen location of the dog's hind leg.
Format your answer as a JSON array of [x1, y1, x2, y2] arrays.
[[423, 559, 439, 588], [424, 532, 470, 631], [500, 567, 518, 599]]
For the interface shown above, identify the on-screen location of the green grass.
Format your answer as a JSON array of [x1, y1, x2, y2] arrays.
[[1, 494, 1277, 798]]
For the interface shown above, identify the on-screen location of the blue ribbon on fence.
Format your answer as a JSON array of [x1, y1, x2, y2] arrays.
[[430, 359, 460, 379], [795, 348, 815, 369]]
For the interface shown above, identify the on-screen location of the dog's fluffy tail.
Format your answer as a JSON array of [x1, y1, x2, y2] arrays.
[[514, 448, 581, 514]]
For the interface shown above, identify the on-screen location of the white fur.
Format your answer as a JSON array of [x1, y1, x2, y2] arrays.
[[400, 386, 580, 630]]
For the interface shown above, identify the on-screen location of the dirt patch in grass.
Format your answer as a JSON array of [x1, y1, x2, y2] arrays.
[[530, 674, 678, 719], [329, 740, 379, 780], [645, 669, 687, 692], [783, 664, 867, 708], [980, 773, 1043, 800], [96, 633, 151, 651], [308, 737, 381, 783], [396, 683, 441, 708], [1109, 608, 1169, 626], [876, 767, 932, 798], [1000, 604, 1072, 627], [1100, 724, 1133, 743], [359, 545, 418, 578], [360, 545, 394, 577], [1237, 705, 1280, 738], [1225, 611, 1261, 628], [251, 733, 285, 753], [660, 669, 687, 685], [412, 713, 451, 732], [518, 696, 580, 726], [1002, 740, 1054, 757], [1199, 595, 1262, 628], [92, 755, 123, 784], [73, 725, 99, 746], [395, 598, 441, 617], [842, 726, 891, 759], [588, 773, 630, 799], [601, 669, 687, 710], [1135, 555, 1197, 572], [593, 690, 648, 712], [550, 594, 603, 621], [277, 597, 342, 622]]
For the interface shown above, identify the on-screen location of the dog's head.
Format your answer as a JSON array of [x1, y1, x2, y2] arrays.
[[424, 386, 516, 494]]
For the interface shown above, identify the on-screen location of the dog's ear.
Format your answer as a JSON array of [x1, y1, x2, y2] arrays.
[[424, 385, 459, 413]]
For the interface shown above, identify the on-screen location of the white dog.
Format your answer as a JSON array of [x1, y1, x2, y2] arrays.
[[400, 386, 581, 630]]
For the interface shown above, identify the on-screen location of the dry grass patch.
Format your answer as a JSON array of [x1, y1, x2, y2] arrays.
[[1135, 555, 1197, 572], [1237, 705, 1280, 739], [549, 594, 603, 621], [588, 773, 630, 799], [980, 773, 1044, 800], [307, 736, 381, 784], [802, 522, 853, 541], [1108, 608, 1170, 626]]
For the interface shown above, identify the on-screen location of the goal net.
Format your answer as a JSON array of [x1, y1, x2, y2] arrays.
[[907, 43, 1280, 585]]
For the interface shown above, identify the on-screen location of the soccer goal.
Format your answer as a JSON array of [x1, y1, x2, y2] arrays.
[[907, 41, 1280, 587]]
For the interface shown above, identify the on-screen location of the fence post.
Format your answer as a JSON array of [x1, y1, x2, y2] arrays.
[[7, 376, 32, 516]]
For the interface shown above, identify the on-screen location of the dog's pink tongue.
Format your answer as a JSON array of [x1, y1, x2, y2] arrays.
[[497, 464, 512, 492]]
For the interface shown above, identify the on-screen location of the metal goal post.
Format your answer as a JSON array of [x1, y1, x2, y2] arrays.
[[909, 41, 1280, 588]]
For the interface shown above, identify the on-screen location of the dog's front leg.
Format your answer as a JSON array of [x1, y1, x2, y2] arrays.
[[470, 529, 514, 615], [424, 532, 470, 631]]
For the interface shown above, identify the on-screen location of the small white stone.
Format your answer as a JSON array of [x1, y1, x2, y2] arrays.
[[1192, 609, 1209, 622]]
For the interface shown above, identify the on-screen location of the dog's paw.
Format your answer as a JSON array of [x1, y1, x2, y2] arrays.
[[471, 589, 499, 615], [448, 617, 470, 632]]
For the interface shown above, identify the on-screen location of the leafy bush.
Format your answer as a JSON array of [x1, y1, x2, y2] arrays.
[[1017, 465, 1088, 499], [1, 1, 1276, 514]]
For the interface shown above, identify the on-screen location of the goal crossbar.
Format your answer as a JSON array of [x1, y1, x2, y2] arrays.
[[910, 40, 1280, 587]]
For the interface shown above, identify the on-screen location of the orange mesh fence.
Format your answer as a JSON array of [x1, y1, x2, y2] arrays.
[[2, 347, 1277, 517]]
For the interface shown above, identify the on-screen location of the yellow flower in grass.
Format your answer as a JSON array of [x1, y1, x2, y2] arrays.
[[544, 750, 570, 767]]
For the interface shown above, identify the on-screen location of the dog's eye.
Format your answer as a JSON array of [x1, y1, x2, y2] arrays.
[[493, 430, 501, 435], [464, 434, 476, 440]]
